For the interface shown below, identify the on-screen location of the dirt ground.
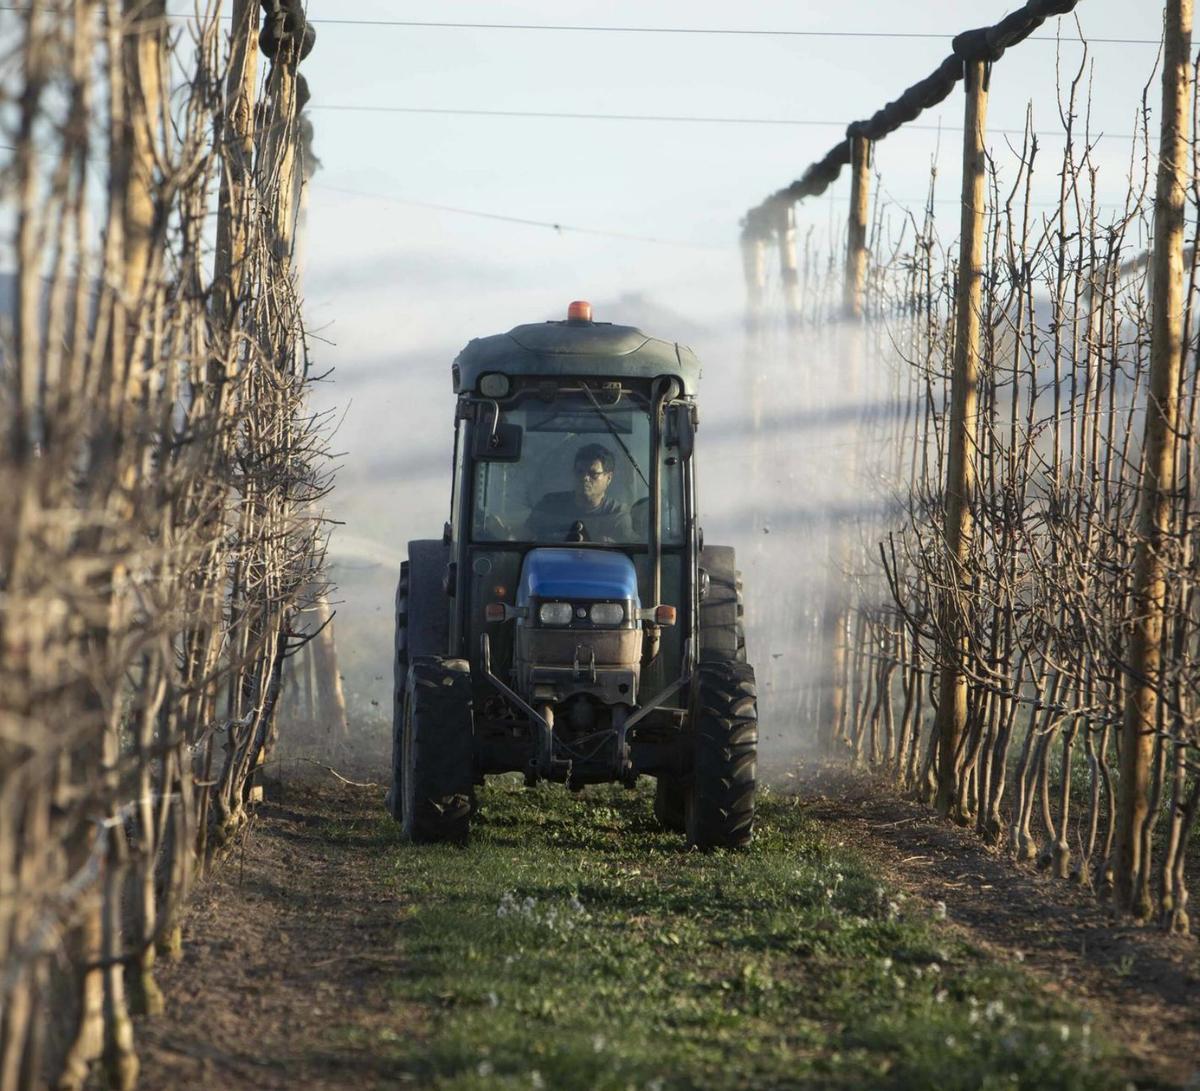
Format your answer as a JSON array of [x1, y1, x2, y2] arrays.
[[794, 764, 1200, 1090], [134, 774, 419, 1091], [134, 762, 1200, 1090]]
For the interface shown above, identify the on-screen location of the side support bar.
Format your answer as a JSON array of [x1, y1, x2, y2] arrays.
[[480, 633, 550, 732]]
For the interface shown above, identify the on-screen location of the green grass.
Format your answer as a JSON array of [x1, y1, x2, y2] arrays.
[[324, 780, 1121, 1091]]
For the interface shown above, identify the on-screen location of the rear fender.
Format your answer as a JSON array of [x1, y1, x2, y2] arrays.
[[404, 539, 451, 658], [698, 545, 738, 662]]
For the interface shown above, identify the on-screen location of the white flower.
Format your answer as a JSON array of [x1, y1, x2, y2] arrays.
[[927, 962, 941, 975], [592, 1033, 607, 1053], [487, 991, 499, 1008], [569, 895, 585, 914], [879, 957, 893, 972], [985, 1000, 1005, 1021], [497, 891, 518, 918], [945, 1035, 957, 1048], [934, 989, 948, 1004], [477, 1061, 494, 1077], [530, 1070, 545, 1089], [932, 901, 947, 920], [1058, 1024, 1071, 1042]]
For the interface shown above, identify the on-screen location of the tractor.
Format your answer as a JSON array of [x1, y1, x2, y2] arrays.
[[385, 301, 757, 848]]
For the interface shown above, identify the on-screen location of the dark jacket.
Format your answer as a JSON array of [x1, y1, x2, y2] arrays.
[[526, 491, 633, 543]]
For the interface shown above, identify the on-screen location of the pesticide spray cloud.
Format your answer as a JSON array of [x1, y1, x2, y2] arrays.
[[693, 311, 902, 779], [299, 295, 902, 783]]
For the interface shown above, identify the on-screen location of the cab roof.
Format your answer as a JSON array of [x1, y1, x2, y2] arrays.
[[452, 317, 702, 396]]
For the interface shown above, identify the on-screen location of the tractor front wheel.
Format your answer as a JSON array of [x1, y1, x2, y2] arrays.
[[685, 661, 758, 850], [398, 656, 474, 844]]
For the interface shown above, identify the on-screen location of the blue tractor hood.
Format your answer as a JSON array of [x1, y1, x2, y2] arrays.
[[517, 548, 640, 605]]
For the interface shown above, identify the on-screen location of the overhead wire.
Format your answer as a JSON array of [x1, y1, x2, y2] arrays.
[[313, 183, 729, 251], [292, 19, 1159, 46], [305, 103, 1140, 142], [0, 5, 1153, 251], [312, 181, 1138, 248], [0, 6, 1162, 45]]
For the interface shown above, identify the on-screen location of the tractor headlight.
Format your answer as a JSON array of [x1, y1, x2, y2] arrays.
[[589, 602, 624, 627], [538, 602, 573, 626]]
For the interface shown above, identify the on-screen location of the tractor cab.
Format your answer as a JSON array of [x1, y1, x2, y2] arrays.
[[387, 302, 757, 848]]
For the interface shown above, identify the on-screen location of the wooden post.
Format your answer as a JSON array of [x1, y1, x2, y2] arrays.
[[122, 0, 164, 304], [818, 135, 872, 752], [844, 134, 871, 320], [213, 0, 260, 341], [777, 202, 800, 329], [933, 58, 989, 821], [121, 1, 167, 1023], [740, 225, 767, 340], [310, 596, 350, 742], [261, 58, 301, 261], [1114, 0, 1192, 919], [249, 15, 306, 805]]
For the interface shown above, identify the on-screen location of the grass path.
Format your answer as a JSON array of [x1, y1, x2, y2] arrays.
[[136, 772, 1149, 1090], [354, 779, 1118, 1090]]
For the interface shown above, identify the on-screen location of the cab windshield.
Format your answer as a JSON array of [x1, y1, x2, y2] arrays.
[[471, 389, 683, 546]]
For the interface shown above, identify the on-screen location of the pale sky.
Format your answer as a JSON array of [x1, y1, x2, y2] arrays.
[[300, 0, 1165, 355], [0, 1, 1173, 732], [289, 1, 1169, 731]]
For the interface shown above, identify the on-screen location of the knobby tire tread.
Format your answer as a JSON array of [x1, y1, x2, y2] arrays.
[[688, 660, 758, 850]]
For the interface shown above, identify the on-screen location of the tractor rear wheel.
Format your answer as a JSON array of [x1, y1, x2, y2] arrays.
[[685, 661, 758, 850], [400, 656, 474, 844]]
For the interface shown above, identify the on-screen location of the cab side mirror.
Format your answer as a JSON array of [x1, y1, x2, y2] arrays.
[[472, 421, 523, 461], [667, 402, 696, 461]]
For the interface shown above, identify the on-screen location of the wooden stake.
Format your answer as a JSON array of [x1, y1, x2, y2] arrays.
[[844, 134, 871, 321], [740, 228, 767, 338], [121, 0, 164, 304], [261, 59, 301, 260], [777, 203, 800, 328], [1114, 0, 1192, 919], [934, 58, 989, 821], [819, 135, 872, 752], [213, 0, 260, 342]]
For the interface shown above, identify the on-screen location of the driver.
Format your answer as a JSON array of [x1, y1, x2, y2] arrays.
[[527, 443, 633, 543]]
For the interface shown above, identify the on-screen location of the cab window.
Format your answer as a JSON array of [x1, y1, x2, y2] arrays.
[[471, 389, 683, 546]]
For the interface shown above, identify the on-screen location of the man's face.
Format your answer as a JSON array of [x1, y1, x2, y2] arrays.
[[574, 459, 612, 509]]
